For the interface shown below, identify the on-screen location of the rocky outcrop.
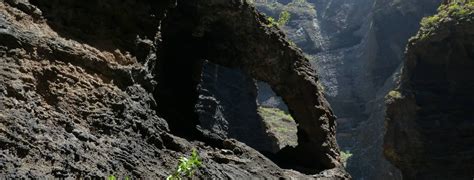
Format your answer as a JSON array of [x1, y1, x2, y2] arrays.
[[384, 1, 474, 179], [0, 0, 348, 178]]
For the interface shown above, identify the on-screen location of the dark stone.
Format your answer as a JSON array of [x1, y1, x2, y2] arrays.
[[0, 0, 348, 179], [196, 61, 277, 152], [384, 4, 474, 179]]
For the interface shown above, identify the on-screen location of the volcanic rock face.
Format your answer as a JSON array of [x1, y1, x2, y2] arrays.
[[0, 0, 348, 178], [161, 0, 342, 173], [384, 2, 474, 179], [0, 0, 172, 177]]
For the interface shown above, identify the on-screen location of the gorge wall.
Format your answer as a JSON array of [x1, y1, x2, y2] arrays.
[[385, 1, 474, 179], [0, 0, 349, 178], [254, 0, 441, 179]]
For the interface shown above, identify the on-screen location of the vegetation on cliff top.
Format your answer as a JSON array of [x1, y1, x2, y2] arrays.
[[341, 150, 353, 167], [251, 0, 316, 21], [267, 10, 291, 27], [419, 0, 473, 39]]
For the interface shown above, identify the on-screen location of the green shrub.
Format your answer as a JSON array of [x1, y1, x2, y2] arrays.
[[267, 10, 292, 27], [341, 150, 353, 166], [277, 11, 291, 26], [420, 15, 441, 28], [167, 149, 202, 180], [387, 90, 402, 99], [419, 0, 473, 36]]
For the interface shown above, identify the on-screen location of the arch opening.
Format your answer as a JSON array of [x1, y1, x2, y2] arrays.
[[257, 81, 298, 151], [156, 0, 342, 174]]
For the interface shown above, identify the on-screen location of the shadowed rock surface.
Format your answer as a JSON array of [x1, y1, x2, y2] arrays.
[[0, 0, 348, 178], [196, 61, 279, 153], [160, 0, 343, 173], [384, 1, 474, 179]]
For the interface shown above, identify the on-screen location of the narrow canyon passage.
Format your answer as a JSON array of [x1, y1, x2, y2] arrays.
[[253, 0, 441, 179], [2, 0, 471, 179]]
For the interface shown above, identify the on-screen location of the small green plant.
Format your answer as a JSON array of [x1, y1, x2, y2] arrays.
[[385, 90, 404, 104], [387, 90, 402, 99], [267, 10, 291, 27], [267, 16, 277, 26], [107, 175, 130, 180], [288, 40, 297, 47], [167, 149, 202, 180], [277, 11, 291, 26], [341, 150, 353, 166]]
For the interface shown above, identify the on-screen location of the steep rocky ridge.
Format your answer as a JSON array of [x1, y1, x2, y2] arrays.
[[0, 0, 348, 178], [384, 1, 474, 179], [253, 0, 441, 179]]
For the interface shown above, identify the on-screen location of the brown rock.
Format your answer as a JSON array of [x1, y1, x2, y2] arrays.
[[0, 0, 348, 178]]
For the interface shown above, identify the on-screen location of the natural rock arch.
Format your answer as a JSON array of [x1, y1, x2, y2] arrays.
[[11, 0, 344, 175], [159, 0, 342, 173]]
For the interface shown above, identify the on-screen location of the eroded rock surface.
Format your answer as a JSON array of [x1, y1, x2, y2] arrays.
[[0, 0, 348, 178], [384, 1, 474, 179], [159, 0, 344, 173]]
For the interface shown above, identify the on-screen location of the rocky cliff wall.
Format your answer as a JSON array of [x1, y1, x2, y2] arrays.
[[254, 0, 441, 179], [0, 0, 348, 178], [384, 1, 474, 179]]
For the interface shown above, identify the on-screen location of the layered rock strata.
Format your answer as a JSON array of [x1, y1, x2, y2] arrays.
[[0, 0, 348, 178]]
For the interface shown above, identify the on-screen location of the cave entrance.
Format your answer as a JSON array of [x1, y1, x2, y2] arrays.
[[154, 9, 206, 138]]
